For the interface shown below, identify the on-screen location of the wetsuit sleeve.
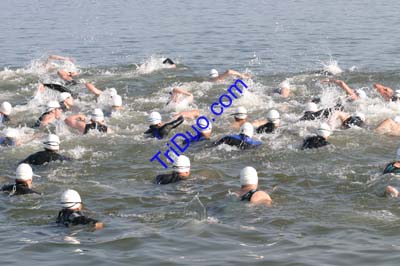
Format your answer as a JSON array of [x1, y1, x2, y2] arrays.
[[162, 58, 175, 65], [43, 83, 73, 94], [70, 215, 98, 226], [159, 116, 184, 138], [214, 136, 230, 146], [19, 155, 34, 165], [301, 138, 311, 150], [383, 163, 395, 174]]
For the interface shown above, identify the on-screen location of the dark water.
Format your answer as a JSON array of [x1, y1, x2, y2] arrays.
[[2, 1, 400, 265]]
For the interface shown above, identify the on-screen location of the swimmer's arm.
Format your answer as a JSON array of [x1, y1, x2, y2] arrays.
[[335, 111, 350, 123], [163, 115, 184, 130], [323, 79, 358, 100], [47, 55, 74, 62], [373, 83, 393, 101], [251, 191, 272, 206], [36, 84, 45, 94], [94, 222, 104, 230], [64, 114, 87, 134], [226, 70, 251, 79], [252, 119, 268, 128], [172, 87, 192, 97], [84, 82, 102, 97]]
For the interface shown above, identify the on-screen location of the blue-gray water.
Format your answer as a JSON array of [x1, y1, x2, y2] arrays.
[[1, 0, 400, 265]]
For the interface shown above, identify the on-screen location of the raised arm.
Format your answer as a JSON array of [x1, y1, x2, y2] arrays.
[[84, 82, 103, 97], [373, 83, 393, 101], [47, 55, 74, 62], [322, 79, 358, 100]]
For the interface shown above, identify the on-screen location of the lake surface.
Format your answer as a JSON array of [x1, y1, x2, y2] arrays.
[[1, 0, 400, 265]]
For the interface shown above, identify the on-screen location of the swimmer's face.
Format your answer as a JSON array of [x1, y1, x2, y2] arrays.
[[65, 97, 74, 107]]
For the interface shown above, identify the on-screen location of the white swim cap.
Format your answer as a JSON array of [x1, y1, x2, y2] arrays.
[[240, 122, 254, 138], [305, 102, 318, 112], [112, 95, 122, 107], [209, 69, 219, 78], [198, 119, 212, 133], [4, 128, 17, 139], [280, 80, 290, 89], [267, 109, 280, 123], [233, 106, 248, 119], [47, 100, 61, 112], [316, 123, 331, 138], [240, 166, 258, 186], [58, 92, 72, 102], [173, 155, 191, 173], [354, 112, 366, 122], [148, 111, 162, 125], [0, 102, 12, 115], [394, 116, 400, 123], [43, 134, 60, 151], [91, 108, 104, 122], [109, 88, 118, 96], [394, 90, 400, 98], [355, 89, 367, 99], [61, 189, 82, 209], [15, 163, 38, 181]]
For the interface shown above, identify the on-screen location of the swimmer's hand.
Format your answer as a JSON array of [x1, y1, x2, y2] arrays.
[[94, 222, 104, 230]]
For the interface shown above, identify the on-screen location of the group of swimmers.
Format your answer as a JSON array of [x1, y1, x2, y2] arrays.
[[2, 54, 400, 230]]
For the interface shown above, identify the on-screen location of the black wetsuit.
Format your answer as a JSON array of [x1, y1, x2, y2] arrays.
[[56, 209, 98, 227], [43, 83, 77, 98], [241, 189, 258, 201], [154, 172, 184, 185], [145, 115, 184, 139], [214, 134, 262, 150], [383, 162, 400, 175], [1, 183, 40, 196], [162, 58, 175, 65], [342, 116, 364, 129], [19, 150, 71, 165], [33, 111, 52, 128], [83, 122, 108, 134], [391, 96, 400, 102], [300, 109, 331, 121], [256, 122, 276, 134], [301, 136, 330, 150]]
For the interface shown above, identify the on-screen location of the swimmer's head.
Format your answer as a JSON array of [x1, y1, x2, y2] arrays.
[[280, 80, 290, 89], [15, 163, 39, 185], [305, 102, 318, 112], [173, 155, 191, 175], [59, 92, 72, 102], [232, 106, 248, 120], [43, 134, 60, 151], [148, 111, 162, 125], [240, 166, 258, 186], [112, 95, 123, 108], [354, 112, 366, 122], [355, 89, 367, 99], [198, 119, 212, 133], [0, 101, 12, 115], [240, 122, 254, 138], [61, 189, 82, 210], [316, 123, 331, 138], [47, 100, 61, 112], [209, 69, 219, 78], [109, 88, 118, 97], [4, 128, 17, 140], [267, 109, 280, 124], [91, 108, 104, 122]]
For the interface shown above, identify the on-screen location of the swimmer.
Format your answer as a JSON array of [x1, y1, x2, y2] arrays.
[[183, 119, 213, 145], [0, 102, 12, 125], [33, 101, 63, 128], [256, 109, 280, 134], [332, 111, 365, 129], [301, 123, 331, 150], [19, 134, 71, 165], [1, 164, 41, 196], [383, 147, 400, 175], [83, 82, 118, 98], [144, 112, 184, 139], [322, 79, 367, 101], [59, 92, 74, 111], [234, 166, 272, 205], [154, 155, 191, 185], [299, 102, 331, 121], [167, 87, 193, 105], [230, 107, 267, 130], [214, 122, 262, 149], [273, 80, 291, 98], [209, 69, 251, 82], [373, 83, 400, 102], [0, 128, 20, 147], [57, 189, 104, 229], [65, 108, 110, 134], [162, 58, 176, 68], [375, 116, 400, 136]]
